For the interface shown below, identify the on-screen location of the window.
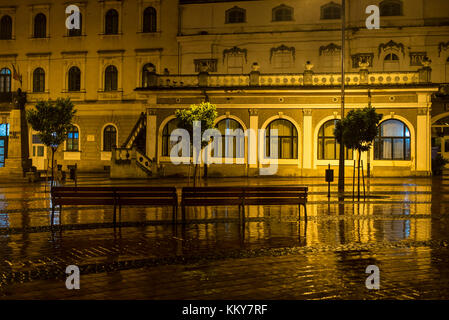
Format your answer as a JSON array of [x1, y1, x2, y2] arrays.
[[265, 119, 298, 159], [380, 0, 402, 17], [103, 125, 117, 151], [383, 53, 399, 71], [34, 13, 46, 38], [226, 7, 245, 24], [273, 5, 293, 22], [143, 7, 157, 32], [68, 12, 82, 37], [318, 120, 353, 160], [374, 119, 411, 160], [66, 125, 79, 151], [68, 66, 81, 92], [162, 119, 180, 157], [104, 65, 118, 91], [33, 68, 45, 92], [214, 119, 244, 158], [227, 53, 244, 74], [0, 15, 12, 39], [142, 63, 156, 87], [0, 68, 11, 92], [105, 9, 119, 34], [321, 2, 341, 20]]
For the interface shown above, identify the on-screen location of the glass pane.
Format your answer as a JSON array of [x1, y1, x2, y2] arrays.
[[382, 120, 404, 137], [323, 121, 335, 136], [382, 139, 392, 159], [405, 138, 411, 160], [318, 139, 324, 159], [0, 140, 3, 147], [324, 138, 335, 159], [37, 146, 44, 157], [393, 138, 404, 160], [281, 137, 292, 159]]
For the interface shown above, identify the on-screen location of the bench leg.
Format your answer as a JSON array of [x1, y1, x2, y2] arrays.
[[172, 205, 176, 223], [51, 205, 55, 227], [181, 205, 186, 224], [298, 204, 301, 222], [303, 204, 307, 222], [119, 205, 122, 224]]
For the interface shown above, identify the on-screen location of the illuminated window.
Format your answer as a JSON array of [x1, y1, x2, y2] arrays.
[[380, 0, 403, 16], [265, 119, 298, 159], [143, 7, 157, 32], [214, 119, 244, 158], [104, 65, 118, 91], [33, 68, 45, 92], [317, 120, 353, 160], [34, 13, 46, 38], [226, 7, 245, 24], [68, 12, 82, 37], [66, 125, 79, 151], [68, 66, 81, 92], [374, 119, 411, 160], [103, 125, 117, 151], [0, 68, 11, 92], [321, 2, 341, 20], [105, 9, 118, 34], [273, 5, 293, 22], [0, 15, 12, 39]]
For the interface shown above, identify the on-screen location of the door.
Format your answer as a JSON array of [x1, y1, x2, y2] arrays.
[[0, 137, 7, 167], [31, 133, 46, 170]]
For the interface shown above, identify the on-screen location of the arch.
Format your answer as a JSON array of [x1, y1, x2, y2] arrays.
[[160, 117, 180, 157], [214, 117, 246, 160], [321, 2, 341, 20], [105, 9, 119, 34], [68, 12, 82, 37], [141, 63, 156, 87], [68, 66, 81, 92], [33, 67, 45, 92], [104, 65, 118, 91], [262, 117, 299, 160], [272, 5, 293, 22], [383, 53, 400, 71], [34, 13, 46, 38], [380, 0, 403, 17], [225, 6, 246, 24], [432, 112, 449, 125], [0, 67, 11, 93], [374, 118, 411, 160], [102, 123, 118, 151], [66, 124, 80, 151], [0, 15, 12, 40], [316, 118, 353, 160], [143, 6, 157, 33]]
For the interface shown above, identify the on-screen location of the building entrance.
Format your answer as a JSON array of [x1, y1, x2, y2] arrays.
[[0, 123, 8, 167]]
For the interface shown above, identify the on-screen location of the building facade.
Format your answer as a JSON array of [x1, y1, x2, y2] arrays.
[[0, 0, 448, 178]]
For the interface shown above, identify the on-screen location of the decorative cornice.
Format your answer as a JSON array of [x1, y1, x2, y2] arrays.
[[378, 40, 405, 57], [319, 43, 341, 56], [223, 46, 247, 64], [270, 44, 296, 62]]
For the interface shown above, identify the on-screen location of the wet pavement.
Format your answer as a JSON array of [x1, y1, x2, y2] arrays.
[[1, 174, 449, 299]]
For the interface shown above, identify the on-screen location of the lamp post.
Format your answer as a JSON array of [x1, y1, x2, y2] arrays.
[[338, 0, 346, 196]]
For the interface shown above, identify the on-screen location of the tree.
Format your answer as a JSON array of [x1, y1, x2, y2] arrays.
[[26, 98, 76, 187], [175, 102, 217, 186], [335, 107, 382, 199]]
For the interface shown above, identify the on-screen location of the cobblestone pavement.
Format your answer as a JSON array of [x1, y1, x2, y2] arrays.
[[1, 175, 449, 299]]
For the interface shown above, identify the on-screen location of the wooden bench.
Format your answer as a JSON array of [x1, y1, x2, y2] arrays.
[[50, 186, 178, 227], [181, 186, 308, 223]]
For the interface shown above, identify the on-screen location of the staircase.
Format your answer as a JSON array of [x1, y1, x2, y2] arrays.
[[110, 112, 153, 178]]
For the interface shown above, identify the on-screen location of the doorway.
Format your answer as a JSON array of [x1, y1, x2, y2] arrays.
[[31, 133, 46, 170], [0, 123, 8, 167]]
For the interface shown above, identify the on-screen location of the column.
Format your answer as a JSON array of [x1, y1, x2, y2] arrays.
[[248, 108, 258, 171], [146, 108, 157, 160], [302, 109, 313, 170], [416, 93, 432, 174]]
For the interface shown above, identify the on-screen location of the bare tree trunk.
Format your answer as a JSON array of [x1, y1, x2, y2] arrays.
[[51, 148, 55, 189], [357, 149, 361, 201]]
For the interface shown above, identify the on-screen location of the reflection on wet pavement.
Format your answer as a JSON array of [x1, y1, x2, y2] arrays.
[[1, 175, 449, 299]]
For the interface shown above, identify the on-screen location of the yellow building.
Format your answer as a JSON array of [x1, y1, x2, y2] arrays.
[[0, 0, 448, 178]]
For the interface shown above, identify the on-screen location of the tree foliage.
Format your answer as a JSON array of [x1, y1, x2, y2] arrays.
[[26, 98, 76, 150], [335, 107, 383, 153]]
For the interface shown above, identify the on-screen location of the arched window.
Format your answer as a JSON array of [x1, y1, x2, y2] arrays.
[[68, 12, 82, 37], [105, 9, 119, 34], [0, 15, 12, 40], [0, 68, 11, 93], [265, 119, 298, 159], [226, 7, 246, 24], [103, 125, 117, 151], [162, 119, 180, 157], [273, 5, 293, 22], [33, 68, 45, 92], [143, 7, 157, 33], [66, 125, 79, 151], [380, 0, 403, 17], [34, 13, 46, 38], [318, 120, 353, 160], [104, 65, 118, 91], [374, 119, 411, 160], [142, 63, 156, 87], [215, 119, 244, 158], [321, 2, 341, 20], [68, 66, 81, 92], [383, 53, 399, 71]]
